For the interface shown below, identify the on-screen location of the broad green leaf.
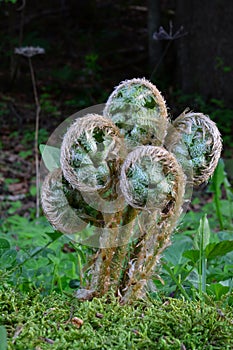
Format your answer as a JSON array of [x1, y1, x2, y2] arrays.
[[208, 160, 226, 229], [207, 283, 229, 300], [23, 256, 49, 269], [164, 236, 193, 265], [205, 240, 233, 260], [0, 239, 10, 255], [0, 326, 7, 350], [39, 144, 60, 171], [217, 231, 233, 241], [29, 185, 37, 196], [208, 159, 225, 193], [45, 230, 63, 241], [207, 271, 233, 283], [0, 249, 17, 268], [182, 249, 200, 264], [216, 200, 233, 217], [47, 253, 60, 265], [224, 159, 233, 183]]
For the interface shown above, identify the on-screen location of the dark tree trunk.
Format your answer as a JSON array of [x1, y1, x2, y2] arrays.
[[175, 0, 233, 107], [147, 0, 161, 72]]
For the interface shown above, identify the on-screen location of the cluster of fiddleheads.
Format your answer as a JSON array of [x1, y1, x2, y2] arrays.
[[41, 78, 222, 303]]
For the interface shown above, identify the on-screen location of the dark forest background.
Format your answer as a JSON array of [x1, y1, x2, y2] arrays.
[[0, 0, 233, 207], [1, 0, 233, 120]]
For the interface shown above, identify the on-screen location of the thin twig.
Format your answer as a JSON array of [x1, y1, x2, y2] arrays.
[[28, 57, 41, 218], [150, 41, 172, 80]]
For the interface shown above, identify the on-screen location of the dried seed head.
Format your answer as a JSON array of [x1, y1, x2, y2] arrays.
[[14, 46, 45, 57], [103, 78, 168, 149]]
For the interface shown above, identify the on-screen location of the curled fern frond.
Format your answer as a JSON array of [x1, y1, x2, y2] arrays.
[[60, 114, 124, 193], [103, 78, 168, 148], [167, 111, 222, 185], [41, 78, 223, 304], [120, 145, 184, 215], [41, 168, 87, 234], [119, 146, 185, 304]]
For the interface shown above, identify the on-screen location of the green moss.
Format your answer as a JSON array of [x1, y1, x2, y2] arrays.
[[1, 286, 233, 349]]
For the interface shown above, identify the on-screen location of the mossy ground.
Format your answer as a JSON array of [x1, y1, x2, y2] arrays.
[[1, 287, 233, 350]]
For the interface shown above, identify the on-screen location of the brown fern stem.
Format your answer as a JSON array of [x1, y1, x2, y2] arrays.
[[28, 57, 41, 218]]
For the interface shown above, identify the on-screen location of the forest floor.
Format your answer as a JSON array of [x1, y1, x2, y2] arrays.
[[2, 286, 233, 350]]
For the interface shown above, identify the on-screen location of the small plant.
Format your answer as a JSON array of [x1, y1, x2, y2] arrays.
[[15, 46, 45, 218], [151, 21, 188, 79], [0, 215, 87, 294], [40, 89, 60, 116], [159, 212, 233, 303], [41, 78, 222, 304]]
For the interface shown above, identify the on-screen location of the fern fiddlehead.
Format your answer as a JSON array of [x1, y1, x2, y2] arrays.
[[166, 110, 222, 186], [103, 78, 168, 149], [61, 113, 124, 192], [41, 78, 222, 304], [118, 146, 185, 303]]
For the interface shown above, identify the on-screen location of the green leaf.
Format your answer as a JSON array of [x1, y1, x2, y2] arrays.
[[209, 159, 225, 193], [29, 185, 37, 196], [7, 200, 22, 214], [0, 249, 17, 268], [208, 159, 228, 230], [207, 283, 229, 300], [39, 144, 60, 171], [194, 214, 210, 250], [45, 230, 63, 241], [0, 326, 7, 350], [0, 239, 10, 255], [164, 236, 193, 265], [205, 240, 233, 260], [183, 249, 200, 264], [47, 253, 60, 265]]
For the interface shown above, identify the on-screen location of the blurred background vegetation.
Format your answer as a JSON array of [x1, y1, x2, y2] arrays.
[[1, 1, 233, 112]]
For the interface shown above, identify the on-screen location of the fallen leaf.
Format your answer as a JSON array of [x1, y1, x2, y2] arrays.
[[8, 182, 28, 194], [71, 317, 84, 328]]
